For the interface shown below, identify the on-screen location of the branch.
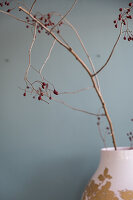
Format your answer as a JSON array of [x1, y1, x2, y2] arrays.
[[59, 87, 93, 95], [29, 0, 37, 14], [53, 98, 105, 117], [24, 23, 37, 81], [18, 6, 117, 149], [92, 23, 123, 77], [0, 9, 28, 24], [50, 0, 78, 32], [39, 39, 56, 77], [97, 122, 107, 148]]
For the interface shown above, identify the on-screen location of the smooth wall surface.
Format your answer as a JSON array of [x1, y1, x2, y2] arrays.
[[0, 0, 132, 199]]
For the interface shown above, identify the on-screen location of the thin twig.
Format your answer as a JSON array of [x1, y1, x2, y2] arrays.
[[50, 0, 78, 32], [24, 22, 37, 81], [39, 39, 56, 75], [0, 9, 28, 24], [97, 123, 107, 148], [92, 23, 123, 77], [53, 98, 105, 117], [59, 87, 93, 95], [29, 0, 37, 13]]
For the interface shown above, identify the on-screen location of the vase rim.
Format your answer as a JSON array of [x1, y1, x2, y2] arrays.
[[101, 146, 133, 151]]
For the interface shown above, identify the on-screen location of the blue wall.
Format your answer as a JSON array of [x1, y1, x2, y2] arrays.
[[0, 0, 132, 199]]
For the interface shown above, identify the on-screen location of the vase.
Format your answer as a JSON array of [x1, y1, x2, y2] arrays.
[[81, 147, 133, 200]]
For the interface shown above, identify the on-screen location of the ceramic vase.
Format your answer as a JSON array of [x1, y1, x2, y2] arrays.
[[82, 147, 133, 200]]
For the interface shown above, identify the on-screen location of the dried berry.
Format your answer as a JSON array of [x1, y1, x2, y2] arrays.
[[38, 96, 41, 100], [53, 89, 59, 95]]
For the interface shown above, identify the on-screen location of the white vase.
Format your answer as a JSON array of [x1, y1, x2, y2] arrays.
[[82, 147, 133, 200]]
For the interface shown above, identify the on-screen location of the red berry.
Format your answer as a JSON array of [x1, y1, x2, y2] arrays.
[[118, 14, 122, 20], [38, 30, 41, 33], [123, 36, 126, 40], [122, 19, 126, 25], [49, 96, 52, 100], [53, 89, 59, 95], [39, 17, 43, 20], [115, 24, 118, 28], [129, 3, 132, 6], [40, 92, 44, 96], [38, 96, 41, 100], [47, 13, 50, 19], [7, 9, 11, 12], [113, 20, 117, 24], [23, 92, 26, 96], [42, 82, 46, 86], [26, 25, 29, 28], [119, 8, 123, 12]]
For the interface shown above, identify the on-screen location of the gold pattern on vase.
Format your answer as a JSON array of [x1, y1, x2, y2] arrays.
[[119, 190, 133, 200], [82, 168, 133, 200]]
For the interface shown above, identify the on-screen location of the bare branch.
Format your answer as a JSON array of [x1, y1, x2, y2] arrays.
[[0, 9, 28, 24], [50, 0, 78, 32], [29, 0, 37, 14], [92, 23, 123, 77], [53, 98, 105, 117], [24, 23, 37, 81], [59, 87, 93, 95], [39, 39, 56, 76], [16, 6, 117, 149], [97, 122, 107, 148]]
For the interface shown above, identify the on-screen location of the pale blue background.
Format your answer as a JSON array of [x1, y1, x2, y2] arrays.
[[0, 0, 132, 199]]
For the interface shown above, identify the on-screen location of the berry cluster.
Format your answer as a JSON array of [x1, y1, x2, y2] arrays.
[[23, 81, 59, 103], [0, 0, 11, 12], [114, 2, 133, 41], [25, 13, 63, 35]]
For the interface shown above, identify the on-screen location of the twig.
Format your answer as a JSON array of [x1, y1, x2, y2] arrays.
[[97, 123, 107, 148], [29, 0, 37, 13], [39, 39, 56, 75], [53, 98, 105, 117], [59, 87, 93, 95], [92, 23, 123, 77], [0, 9, 28, 24], [24, 22, 37, 81], [50, 0, 78, 33]]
